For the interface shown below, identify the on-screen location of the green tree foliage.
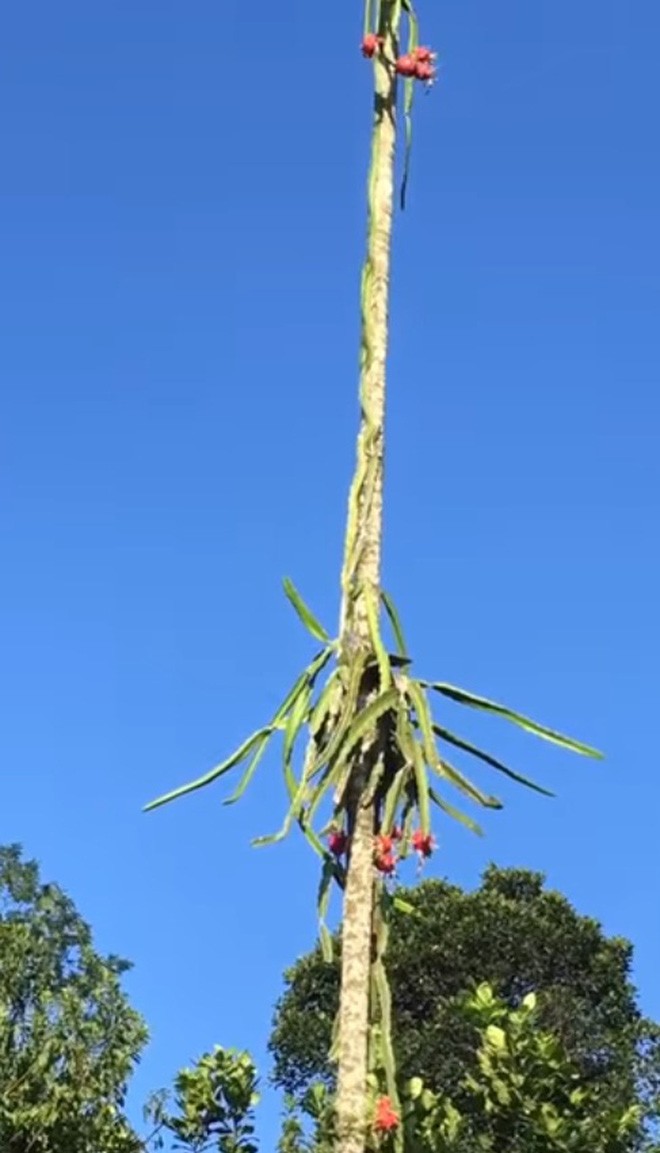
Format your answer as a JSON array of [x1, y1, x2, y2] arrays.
[[147, 1047, 260, 1153], [401, 984, 647, 1153], [202, 987, 655, 1153], [0, 844, 148, 1153], [269, 866, 660, 1151]]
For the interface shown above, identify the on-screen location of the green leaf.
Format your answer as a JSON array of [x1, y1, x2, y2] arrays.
[[223, 733, 272, 806], [392, 895, 416, 915], [309, 669, 340, 740], [305, 759, 348, 831], [410, 738, 431, 835], [400, 81, 414, 211], [308, 646, 335, 680], [428, 786, 484, 836], [283, 682, 312, 769], [147, 649, 335, 814], [226, 650, 334, 809], [395, 699, 416, 764], [277, 689, 313, 823], [399, 800, 415, 857], [364, 583, 391, 690], [381, 760, 410, 835], [486, 1024, 507, 1051], [282, 577, 330, 643], [474, 982, 496, 1007], [272, 659, 320, 727], [406, 680, 500, 809], [405, 679, 435, 759], [408, 1076, 424, 1101], [391, 712, 419, 854], [329, 1009, 341, 1065], [405, 685, 502, 810], [434, 725, 555, 798], [319, 924, 333, 964], [281, 653, 334, 808], [143, 727, 273, 812], [317, 859, 336, 963], [304, 687, 400, 828], [253, 743, 316, 848], [364, 754, 387, 805], [433, 756, 503, 811], [399, 0, 419, 211], [403, 0, 419, 50], [380, 590, 408, 657], [300, 821, 333, 863], [423, 680, 603, 758], [334, 686, 400, 766], [374, 960, 399, 1108], [310, 653, 368, 778]]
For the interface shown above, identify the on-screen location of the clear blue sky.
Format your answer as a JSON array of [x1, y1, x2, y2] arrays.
[[1, 0, 659, 1145]]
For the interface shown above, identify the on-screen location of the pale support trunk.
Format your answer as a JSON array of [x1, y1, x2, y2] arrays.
[[334, 10, 398, 1152]]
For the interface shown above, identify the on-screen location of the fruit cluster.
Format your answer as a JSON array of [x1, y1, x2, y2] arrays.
[[374, 828, 435, 874], [374, 1094, 399, 1133], [327, 826, 435, 876], [361, 35, 437, 85]]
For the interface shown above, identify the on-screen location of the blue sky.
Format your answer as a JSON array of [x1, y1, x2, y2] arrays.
[[1, 0, 659, 1145]]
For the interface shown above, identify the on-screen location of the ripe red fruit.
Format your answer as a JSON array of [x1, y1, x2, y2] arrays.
[[412, 829, 435, 858], [361, 33, 383, 58], [328, 830, 347, 857], [395, 53, 417, 77], [374, 1095, 400, 1133], [375, 851, 396, 875], [391, 825, 402, 841], [375, 833, 394, 855], [413, 45, 436, 63], [414, 59, 436, 83]]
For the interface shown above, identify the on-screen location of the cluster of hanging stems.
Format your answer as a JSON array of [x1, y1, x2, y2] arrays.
[[145, 579, 600, 1145]]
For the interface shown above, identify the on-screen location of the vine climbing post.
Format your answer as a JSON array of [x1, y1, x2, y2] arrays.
[[144, 8, 603, 1153], [333, 2, 398, 1149]]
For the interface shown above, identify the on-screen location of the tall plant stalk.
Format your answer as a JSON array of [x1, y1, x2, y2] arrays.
[[145, 8, 603, 1153], [333, 3, 398, 1147]]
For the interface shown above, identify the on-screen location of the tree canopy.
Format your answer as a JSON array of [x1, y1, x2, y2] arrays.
[[0, 844, 148, 1153], [269, 866, 660, 1151]]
